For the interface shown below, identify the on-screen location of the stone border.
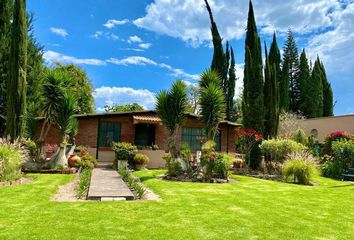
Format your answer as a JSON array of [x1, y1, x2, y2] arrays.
[[0, 177, 33, 187], [161, 175, 234, 184], [22, 168, 77, 174]]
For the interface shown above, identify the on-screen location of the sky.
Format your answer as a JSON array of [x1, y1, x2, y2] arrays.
[[27, 0, 354, 115]]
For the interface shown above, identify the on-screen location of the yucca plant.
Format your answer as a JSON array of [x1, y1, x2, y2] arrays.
[[69, 118, 79, 145], [25, 102, 38, 140], [199, 69, 225, 140], [156, 80, 188, 158], [49, 91, 77, 169]]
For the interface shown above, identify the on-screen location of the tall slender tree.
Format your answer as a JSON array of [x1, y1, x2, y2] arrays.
[[264, 43, 279, 138], [298, 49, 311, 116], [269, 33, 281, 84], [320, 61, 333, 116], [283, 29, 300, 112], [226, 47, 236, 121], [6, 0, 28, 140], [242, 0, 264, 133], [0, 0, 12, 136], [204, 0, 225, 83], [307, 58, 324, 118]]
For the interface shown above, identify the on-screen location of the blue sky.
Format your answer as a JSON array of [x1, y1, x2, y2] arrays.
[[28, 0, 354, 115]]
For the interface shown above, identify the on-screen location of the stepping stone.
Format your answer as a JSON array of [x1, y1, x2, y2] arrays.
[[87, 168, 134, 201]]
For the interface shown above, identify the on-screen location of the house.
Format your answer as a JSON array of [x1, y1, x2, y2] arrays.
[[302, 114, 354, 142], [37, 110, 241, 168]]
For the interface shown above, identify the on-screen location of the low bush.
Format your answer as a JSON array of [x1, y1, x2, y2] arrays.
[[0, 139, 27, 182], [260, 139, 306, 163], [76, 168, 91, 198], [163, 153, 182, 177], [323, 131, 353, 154], [112, 142, 138, 168], [75, 153, 97, 169], [293, 129, 308, 146], [25, 140, 37, 158], [133, 154, 149, 169], [332, 140, 354, 168], [247, 139, 263, 170], [282, 151, 318, 185], [321, 159, 342, 179]]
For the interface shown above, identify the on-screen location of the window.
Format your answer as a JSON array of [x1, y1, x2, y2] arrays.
[[98, 121, 121, 147], [135, 124, 156, 147], [182, 127, 221, 151]]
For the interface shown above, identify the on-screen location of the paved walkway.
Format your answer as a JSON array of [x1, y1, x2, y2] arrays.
[[87, 167, 134, 201]]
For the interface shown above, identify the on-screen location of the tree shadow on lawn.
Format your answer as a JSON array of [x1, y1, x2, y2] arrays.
[[328, 183, 354, 188]]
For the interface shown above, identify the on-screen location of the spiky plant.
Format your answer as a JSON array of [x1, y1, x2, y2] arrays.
[[156, 80, 188, 158], [69, 118, 78, 145], [25, 102, 38, 139], [199, 69, 225, 140]]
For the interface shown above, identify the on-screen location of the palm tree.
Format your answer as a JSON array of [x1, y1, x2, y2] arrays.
[[49, 91, 77, 168], [156, 80, 188, 158], [199, 69, 225, 140]]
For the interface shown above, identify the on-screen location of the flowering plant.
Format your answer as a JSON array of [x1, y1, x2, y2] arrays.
[[235, 128, 263, 154], [324, 131, 353, 154], [45, 144, 58, 152]]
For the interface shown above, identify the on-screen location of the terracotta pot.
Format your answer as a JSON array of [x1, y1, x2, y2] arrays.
[[68, 154, 80, 168]]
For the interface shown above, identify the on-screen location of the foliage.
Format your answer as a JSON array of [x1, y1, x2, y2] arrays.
[[282, 151, 318, 185], [186, 84, 199, 114], [199, 71, 225, 140], [6, 0, 28, 140], [264, 42, 279, 139], [112, 142, 138, 161], [69, 118, 78, 144], [320, 62, 333, 117], [180, 143, 192, 175], [25, 102, 38, 139], [104, 103, 144, 113], [293, 129, 308, 146], [321, 158, 342, 179], [119, 168, 146, 198], [278, 111, 305, 138], [279, 60, 290, 112], [76, 168, 91, 198], [242, 1, 264, 133], [163, 153, 182, 177], [75, 152, 97, 169], [133, 153, 149, 166], [226, 46, 236, 121], [156, 80, 188, 158], [298, 49, 311, 116], [283, 29, 300, 112], [307, 58, 324, 118], [56, 91, 77, 142], [332, 140, 354, 170], [260, 138, 307, 163], [248, 139, 263, 170], [25, 139, 37, 157], [55, 63, 95, 114], [323, 131, 353, 155], [0, 138, 27, 181]]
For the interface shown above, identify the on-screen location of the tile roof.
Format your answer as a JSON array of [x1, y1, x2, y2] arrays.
[[133, 114, 161, 124]]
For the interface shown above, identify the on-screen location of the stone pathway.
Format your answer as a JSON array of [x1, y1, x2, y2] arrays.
[[87, 167, 134, 201]]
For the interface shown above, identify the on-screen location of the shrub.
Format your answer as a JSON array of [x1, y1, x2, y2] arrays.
[[163, 153, 182, 177], [76, 168, 92, 198], [112, 142, 138, 168], [25, 140, 37, 157], [213, 154, 233, 179], [180, 143, 192, 175], [282, 151, 318, 185], [0, 139, 27, 182], [75, 153, 97, 169], [323, 131, 353, 154], [293, 129, 308, 146], [321, 160, 342, 179], [133, 154, 149, 169], [247, 139, 263, 170], [118, 168, 146, 198], [332, 140, 354, 168], [260, 139, 306, 163], [235, 128, 263, 154]]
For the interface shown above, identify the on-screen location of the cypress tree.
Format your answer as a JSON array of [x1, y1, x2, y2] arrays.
[[279, 60, 290, 111], [298, 49, 311, 116], [0, 0, 12, 135], [320, 61, 333, 116], [268, 33, 281, 83], [204, 0, 225, 85], [307, 58, 324, 118], [226, 47, 236, 121], [6, 0, 27, 140], [242, 0, 264, 133], [283, 29, 300, 112], [264, 43, 279, 138]]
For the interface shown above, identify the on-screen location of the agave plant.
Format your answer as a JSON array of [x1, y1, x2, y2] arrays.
[[199, 69, 225, 140], [156, 80, 188, 158]]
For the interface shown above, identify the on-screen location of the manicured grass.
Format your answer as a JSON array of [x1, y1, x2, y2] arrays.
[[0, 171, 353, 239]]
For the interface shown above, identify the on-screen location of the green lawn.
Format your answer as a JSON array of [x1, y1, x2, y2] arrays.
[[0, 170, 353, 240]]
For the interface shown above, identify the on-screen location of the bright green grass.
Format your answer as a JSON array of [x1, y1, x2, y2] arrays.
[[0, 171, 353, 240]]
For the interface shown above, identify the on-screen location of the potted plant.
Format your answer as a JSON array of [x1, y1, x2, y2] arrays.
[[152, 144, 159, 151], [112, 142, 138, 169], [133, 153, 149, 170]]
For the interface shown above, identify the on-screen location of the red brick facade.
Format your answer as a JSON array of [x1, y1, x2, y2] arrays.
[[36, 111, 240, 155]]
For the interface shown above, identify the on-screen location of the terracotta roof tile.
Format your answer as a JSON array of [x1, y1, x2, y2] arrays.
[[133, 114, 161, 124]]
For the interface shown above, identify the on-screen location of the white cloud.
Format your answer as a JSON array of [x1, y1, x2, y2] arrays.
[[134, 0, 341, 45], [43, 50, 106, 66], [103, 19, 129, 29], [139, 43, 152, 49], [127, 35, 143, 44], [50, 27, 68, 38], [91, 31, 119, 41], [93, 86, 156, 110], [91, 31, 103, 39], [120, 48, 145, 52]]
